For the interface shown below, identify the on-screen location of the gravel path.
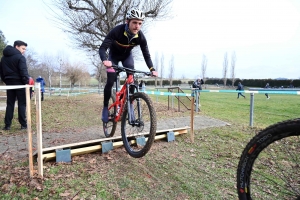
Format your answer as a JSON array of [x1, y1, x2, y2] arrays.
[[0, 115, 229, 159]]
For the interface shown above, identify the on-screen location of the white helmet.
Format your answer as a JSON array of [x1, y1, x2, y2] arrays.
[[126, 8, 145, 20]]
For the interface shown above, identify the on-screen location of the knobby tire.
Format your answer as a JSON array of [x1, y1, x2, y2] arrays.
[[103, 95, 117, 137], [237, 118, 300, 200], [121, 92, 157, 158]]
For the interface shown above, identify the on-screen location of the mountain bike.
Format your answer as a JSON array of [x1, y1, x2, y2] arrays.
[[236, 118, 300, 199], [102, 65, 157, 158]]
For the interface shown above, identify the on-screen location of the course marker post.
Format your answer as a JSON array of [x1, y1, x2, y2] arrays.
[[190, 97, 195, 143], [35, 83, 43, 177], [250, 93, 254, 127], [26, 85, 34, 177]]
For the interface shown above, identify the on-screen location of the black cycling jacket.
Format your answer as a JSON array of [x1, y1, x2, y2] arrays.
[[0, 45, 29, 85], [99, 24, 153, 69]]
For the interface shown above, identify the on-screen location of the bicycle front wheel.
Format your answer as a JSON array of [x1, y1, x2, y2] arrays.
[[103, 95, 117, 137], [121, 92, 157, 158], [237, 118, 300, 200]]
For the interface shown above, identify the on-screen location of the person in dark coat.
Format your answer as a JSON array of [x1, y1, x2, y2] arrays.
[[236, 82, 245, 99], [0, 40, 29, 130]]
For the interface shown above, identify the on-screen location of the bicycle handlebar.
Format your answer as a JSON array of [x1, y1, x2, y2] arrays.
[[111, 64, 152, 76]]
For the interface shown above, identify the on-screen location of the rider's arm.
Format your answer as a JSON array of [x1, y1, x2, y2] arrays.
[[99, 30, 115, 68], [99, 37, 112, 62], [99, 26, 120, 62]]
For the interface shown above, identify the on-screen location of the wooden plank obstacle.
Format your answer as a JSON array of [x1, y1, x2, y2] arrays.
[[33, 126, 190, 162]]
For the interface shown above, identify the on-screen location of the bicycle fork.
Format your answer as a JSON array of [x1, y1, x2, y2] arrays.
[[127, 84, 142, 126]]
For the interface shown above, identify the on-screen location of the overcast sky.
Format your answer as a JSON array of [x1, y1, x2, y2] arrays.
[[1, 0, 300, 79]]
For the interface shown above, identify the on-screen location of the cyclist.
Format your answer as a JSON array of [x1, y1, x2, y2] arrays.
[[99, 8, 158, 122]]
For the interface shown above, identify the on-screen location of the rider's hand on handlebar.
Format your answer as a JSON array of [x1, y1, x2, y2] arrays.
[[103, 60, 112, 67], [149, 67, 158, 77], [151, 71, 158, 77]]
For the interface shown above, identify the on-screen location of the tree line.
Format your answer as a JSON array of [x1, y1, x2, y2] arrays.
[[204, 78, 298, 88], [123, 78, 298, 88]]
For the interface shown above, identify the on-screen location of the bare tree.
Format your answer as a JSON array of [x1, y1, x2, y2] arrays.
[[24, 48, 40, 78], [230, 51, 236, 87], [0, 30, 8, 58], [90, 55, 107, 90], [65, 61, 90, 88], [154, 52, 159, 87], [54, 51, 69, 92], [201, 54, 207, 84], [79, 71, 91, 87], [160, 53, 164, 87], [222, 52, 228, 87], [47, 0, 173, 52], [41, 53, 56, 90], [168, 55, 174, 86]]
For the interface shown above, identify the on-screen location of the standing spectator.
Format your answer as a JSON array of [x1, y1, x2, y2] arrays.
[[192, 77, 204, 106], [265, 83, 270, 99], [139, 80, 146, 91], [29, 77, 34, 99], [0, 40, 29, 130], [236, 82, 245, 99], [139, 80, 144, 90], [142, 81, 145, 91], [36, 76, 45, 101]]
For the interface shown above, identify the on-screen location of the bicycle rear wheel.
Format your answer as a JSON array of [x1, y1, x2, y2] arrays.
[[237, 118, 300, 200], [103, 95, 117, 137], [121, 92, 157, 158]]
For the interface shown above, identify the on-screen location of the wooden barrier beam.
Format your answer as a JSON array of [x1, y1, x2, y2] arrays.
[[36, 126, 189, 154], [35, 127, 189, 161]]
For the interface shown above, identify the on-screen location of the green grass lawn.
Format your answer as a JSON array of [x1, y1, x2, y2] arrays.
[[149, 89, 300, 128], [0, 91, 299, 199]]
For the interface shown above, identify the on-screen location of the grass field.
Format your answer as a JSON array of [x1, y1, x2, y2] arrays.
[[147, 89, 300, 127], [0, 91, 299, 199]]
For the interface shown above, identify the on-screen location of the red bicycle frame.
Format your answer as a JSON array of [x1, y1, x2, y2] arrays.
[[108, 74, 134, 122]]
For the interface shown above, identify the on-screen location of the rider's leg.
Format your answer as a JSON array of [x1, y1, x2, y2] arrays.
[[102, 53, 118, 122], [102, 72, 116, 122], [122, 52, 134, 69]]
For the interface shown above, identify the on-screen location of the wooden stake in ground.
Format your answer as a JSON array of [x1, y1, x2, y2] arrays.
[[35, 83, 43, 177], [26, 85, 33, 177], [190, 96, 194, 143]]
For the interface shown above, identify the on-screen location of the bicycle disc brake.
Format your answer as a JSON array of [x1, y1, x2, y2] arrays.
[[132, 120, 144, 132]]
